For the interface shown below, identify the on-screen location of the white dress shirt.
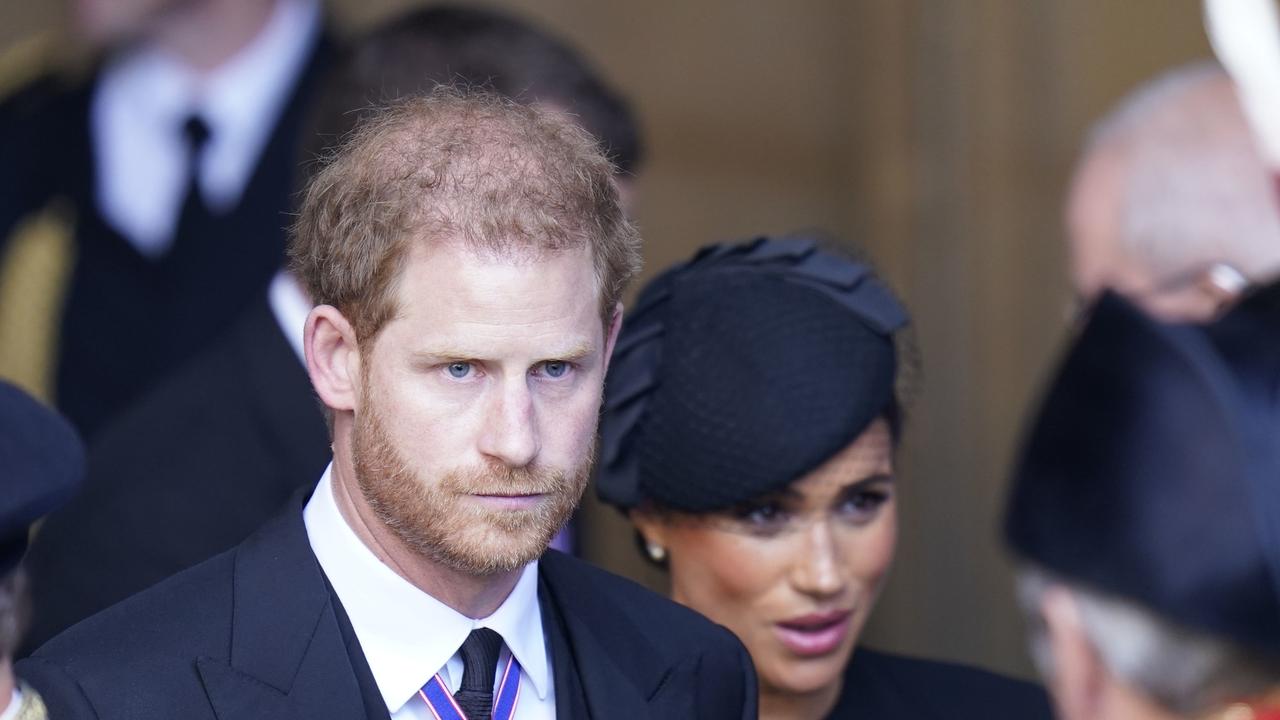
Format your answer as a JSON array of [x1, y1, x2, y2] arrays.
[[91, 0, 322, 257], [304, 466, 556, 720], [0, 687, 20, 720], [267, 271, 311, 363]]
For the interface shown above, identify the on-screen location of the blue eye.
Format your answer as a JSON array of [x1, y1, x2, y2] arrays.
[[543, 361, 569, 378], [447, 362, 472, 379]]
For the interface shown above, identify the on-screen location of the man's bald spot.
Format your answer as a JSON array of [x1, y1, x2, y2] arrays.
[[1066, 63, 1280, 317]]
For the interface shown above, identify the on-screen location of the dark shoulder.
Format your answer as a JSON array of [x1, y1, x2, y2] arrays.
[[837, 648, 1052, 719], [0, 70, 90, 214], [25, 547, 236, 668], [18, 549, 238, 717], [541, 550, 738, 646], [539, 551, 756, 716], [93, 330, 245, 449]]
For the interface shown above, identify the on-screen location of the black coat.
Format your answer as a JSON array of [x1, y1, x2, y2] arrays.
[[829, 647, 1052, 718], [17, 494, 759, 719], [20, 297, 330, 654], [0, 32, 331, 438]]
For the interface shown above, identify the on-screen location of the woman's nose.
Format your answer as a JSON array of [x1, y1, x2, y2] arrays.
[[789, 518, 847, 599]]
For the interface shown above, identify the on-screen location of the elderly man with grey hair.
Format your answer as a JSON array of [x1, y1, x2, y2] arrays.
[[1067, 62, 1280, 322], [1004, 291, 1280, 720]]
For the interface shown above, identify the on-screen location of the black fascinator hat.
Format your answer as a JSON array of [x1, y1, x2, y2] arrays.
[[597, 234, 910, 513]]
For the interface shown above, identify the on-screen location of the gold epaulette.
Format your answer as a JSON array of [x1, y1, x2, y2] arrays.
[[0, 203, 75, 403], [14, 683, 48, 720]]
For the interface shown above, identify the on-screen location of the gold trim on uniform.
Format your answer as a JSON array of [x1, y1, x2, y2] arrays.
[[14, 683, 48, 720]]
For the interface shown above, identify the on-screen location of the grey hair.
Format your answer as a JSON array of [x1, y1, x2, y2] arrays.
[[1016, 566, 1280, 716], [0, 569, 29, 659], [1085, 60, 1280, 283]]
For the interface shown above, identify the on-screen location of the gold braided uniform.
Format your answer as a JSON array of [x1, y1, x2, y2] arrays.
[[11, 683, 47, 720]]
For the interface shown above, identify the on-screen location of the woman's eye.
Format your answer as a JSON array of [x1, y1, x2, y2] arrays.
[[447, 362, 472, 379], [734, 502, 787, 528], [543, 361, 569, 378], [840, 489, 889, 520]]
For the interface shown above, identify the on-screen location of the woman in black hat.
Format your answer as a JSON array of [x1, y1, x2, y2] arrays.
[[598, 234, 1051, 719]]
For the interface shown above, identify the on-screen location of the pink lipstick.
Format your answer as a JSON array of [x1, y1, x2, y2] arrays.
[[773, 610, 851, 657]]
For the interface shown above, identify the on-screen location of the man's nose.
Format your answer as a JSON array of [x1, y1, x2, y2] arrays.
[[477, 377, 540, 468]]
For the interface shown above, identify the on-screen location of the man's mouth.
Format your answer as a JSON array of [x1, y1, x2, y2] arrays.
[[468, 493, 547, 510]]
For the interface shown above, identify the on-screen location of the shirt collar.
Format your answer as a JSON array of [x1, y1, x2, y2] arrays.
[[0, 686, 21, 720], [267, 271, 311, 364], [91, 0, 322, 252], [101, 0, 320, 125], [303, 465, 549, 714], [97, 0, 320, 206], [199, 0, 321, 151]]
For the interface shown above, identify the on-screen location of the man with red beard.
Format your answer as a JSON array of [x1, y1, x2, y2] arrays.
[[16, 90, 758, 720]]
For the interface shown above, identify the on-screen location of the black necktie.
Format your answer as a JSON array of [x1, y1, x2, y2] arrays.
[[454, 628, 504, 720], [175, 114, 213, 240]]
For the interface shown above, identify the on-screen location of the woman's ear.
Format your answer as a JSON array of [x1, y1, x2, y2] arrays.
[[305, 305, 361, 413], [630, 509, 669, 563]]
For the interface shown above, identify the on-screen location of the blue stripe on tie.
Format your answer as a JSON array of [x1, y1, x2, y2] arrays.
[[492, 655, 522, 719], [420, 675, 467, 720], [420, 657, 523, 720]]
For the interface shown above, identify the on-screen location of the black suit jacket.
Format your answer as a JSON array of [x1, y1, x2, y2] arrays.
[[1207, 279, 1280, 416], [17, 494, 758, 719], [0, 31, 332, 438], [830, 648, 1052, 718], [20, 297, 331, 654]]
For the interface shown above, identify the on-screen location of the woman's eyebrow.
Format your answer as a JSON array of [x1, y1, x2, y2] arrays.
[[842, 473, 895, 491]]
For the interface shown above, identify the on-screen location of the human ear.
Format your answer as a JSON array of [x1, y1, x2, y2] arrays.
[[629, 509, 668, 558], [602, 303, 624, 374], [1041, 586, 1106, 720], [305, 305, 361, 413], [1197, 263, 1247, 319]]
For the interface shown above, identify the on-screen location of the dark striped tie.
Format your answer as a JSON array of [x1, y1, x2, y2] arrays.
[[454, 628, 504, 720]]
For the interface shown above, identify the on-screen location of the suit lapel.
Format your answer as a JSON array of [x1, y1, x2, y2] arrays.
[[540, 580, 589, 719], [197, 660, 300, 720], [538, 552, 678, 719], [197, 495, 370, 720]]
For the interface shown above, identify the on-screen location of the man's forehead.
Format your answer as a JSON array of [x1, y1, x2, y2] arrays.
[[385, 239, 605, 350], [407, 236, 595, 272]]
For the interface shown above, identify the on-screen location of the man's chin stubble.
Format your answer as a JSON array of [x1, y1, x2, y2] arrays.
[[350, 392, 594, 576], [406, 493, 581, 575]]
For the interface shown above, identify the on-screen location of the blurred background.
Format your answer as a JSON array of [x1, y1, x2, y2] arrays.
[[0, 1, 1215, 679]]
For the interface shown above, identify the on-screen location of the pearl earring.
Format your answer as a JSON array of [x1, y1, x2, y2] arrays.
[[646, 543, 667, 562]]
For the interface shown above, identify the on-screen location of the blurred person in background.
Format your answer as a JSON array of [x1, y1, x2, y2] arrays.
[[1006, 293, 1280, 720], [299, 4, 643, 212], [597, 234, 1052, 719], [19, 3, 642, 655], [0, 0, 331, 437], [1066, 62, 1280, 322], [0, 381, 84, 720]]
